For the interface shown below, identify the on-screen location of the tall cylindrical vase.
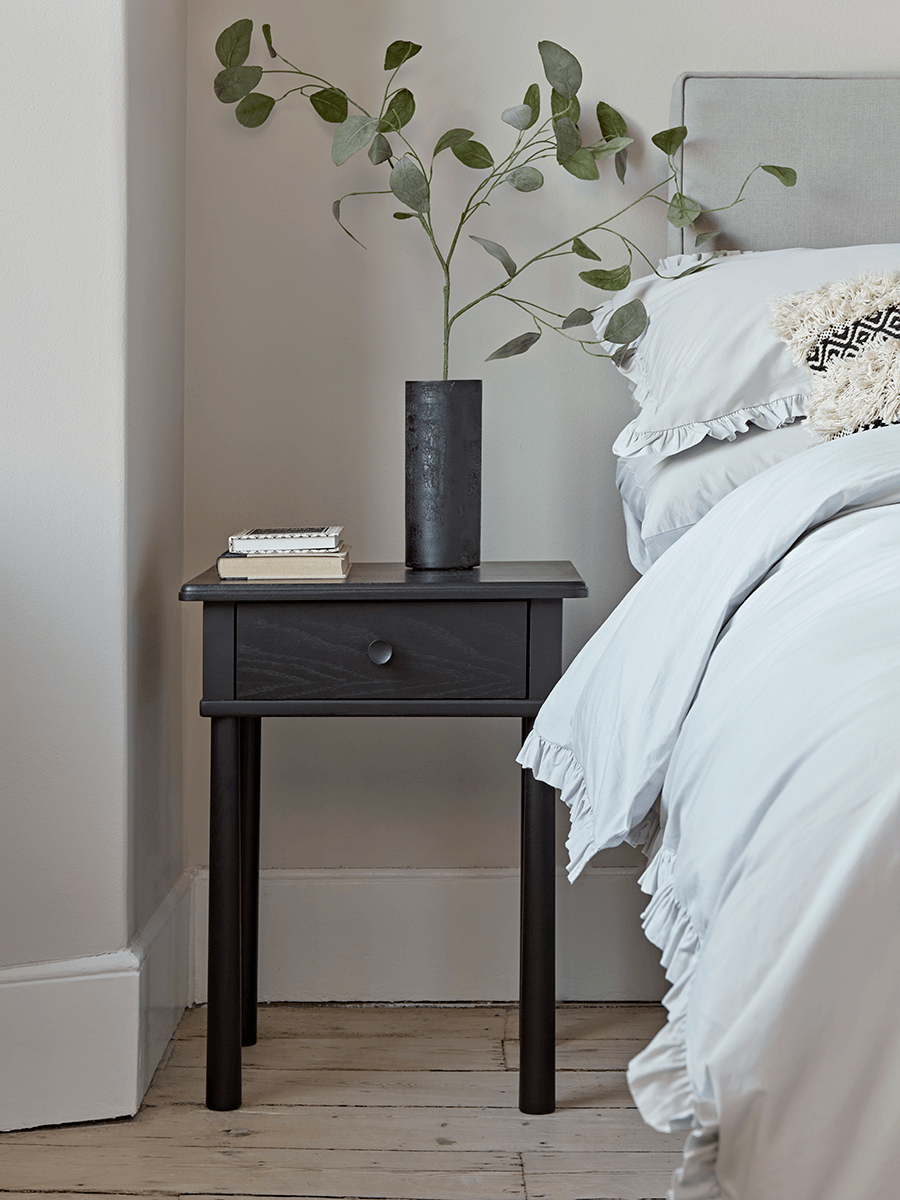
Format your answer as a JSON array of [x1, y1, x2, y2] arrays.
[[405, 379, 482, 570]]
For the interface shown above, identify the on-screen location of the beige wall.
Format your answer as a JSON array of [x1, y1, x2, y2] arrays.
[[0, 0, 186, 961], [184, 0, 897, 882]]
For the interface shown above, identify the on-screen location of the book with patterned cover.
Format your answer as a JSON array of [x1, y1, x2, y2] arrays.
[[228, 526, 343, 552]]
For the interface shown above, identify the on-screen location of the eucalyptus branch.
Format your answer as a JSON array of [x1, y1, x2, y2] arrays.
[[213, 21, 796, 376]]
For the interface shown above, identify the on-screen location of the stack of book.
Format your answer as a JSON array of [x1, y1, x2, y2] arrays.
[[216, 526, 350, 580]]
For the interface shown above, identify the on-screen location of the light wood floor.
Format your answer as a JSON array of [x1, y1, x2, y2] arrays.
[[0, 1003, 686, 1200]]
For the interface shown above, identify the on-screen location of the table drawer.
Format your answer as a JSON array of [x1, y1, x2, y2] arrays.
[[235, 600, 528, 700]]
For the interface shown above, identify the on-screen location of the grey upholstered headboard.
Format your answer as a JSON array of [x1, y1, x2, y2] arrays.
[[668, 73, 900, 254]]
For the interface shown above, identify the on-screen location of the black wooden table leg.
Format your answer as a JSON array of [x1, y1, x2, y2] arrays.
[[518, 716, 556, 1114], [239, 717, 262, 1047], [207, 716, 243, 1111]]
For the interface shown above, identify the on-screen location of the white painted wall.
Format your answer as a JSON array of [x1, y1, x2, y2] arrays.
[[2, 0, 130, 970], [184, 0, 900, 998], [0, 0, 187, 1129]]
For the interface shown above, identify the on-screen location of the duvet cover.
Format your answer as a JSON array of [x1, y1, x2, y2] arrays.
[[518, 424, 900, 1200]]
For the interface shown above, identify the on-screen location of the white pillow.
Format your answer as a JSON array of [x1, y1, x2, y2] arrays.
[[617, 420, 814, 572], [596, 244, 900, 459]]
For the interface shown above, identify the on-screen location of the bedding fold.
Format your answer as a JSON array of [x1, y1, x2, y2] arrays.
[[517, 422, 900, 1199], [518, 423, 900, 880]]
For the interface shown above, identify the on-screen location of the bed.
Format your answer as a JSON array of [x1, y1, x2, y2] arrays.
[[519, 74, 900, 1199]]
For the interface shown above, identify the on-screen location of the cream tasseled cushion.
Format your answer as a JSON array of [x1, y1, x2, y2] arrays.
[[771, 273, 900, 439]]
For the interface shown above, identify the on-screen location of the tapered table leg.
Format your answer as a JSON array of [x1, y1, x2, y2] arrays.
[[207, 716, 242, 1111], [240, 717, 262, 1047], [518, 716, 556, 1114]]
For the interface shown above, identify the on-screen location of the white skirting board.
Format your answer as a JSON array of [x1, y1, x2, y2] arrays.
[[0, 871, 192, 1132], [190, 866, 666, 1004]]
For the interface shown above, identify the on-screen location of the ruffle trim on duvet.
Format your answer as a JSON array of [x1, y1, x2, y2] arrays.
[[626, 848, 725, 1200], [516, 732, 597, 881], [611, 393, 808, 459]]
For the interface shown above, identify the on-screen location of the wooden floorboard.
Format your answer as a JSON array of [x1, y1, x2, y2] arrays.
[[0, 1003, 681, 1200]]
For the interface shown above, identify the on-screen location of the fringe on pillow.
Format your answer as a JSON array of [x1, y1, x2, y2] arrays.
[[770, 272, 900, 440]]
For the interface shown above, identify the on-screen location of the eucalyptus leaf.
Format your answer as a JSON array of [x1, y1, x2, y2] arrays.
[[602, 297, 647, 344], [262, 23, 276, 58], [393, 211, 416, 219], [384, 40, 422, 70], [523, 83, 540, 127], [538, 40, 582, 98], [671, 253, 725, 279], [433, 127, 474, 156], [667, 192, 702, 228], [470, 235, 517, 278], [502, 104, 533, 130], [592, 136, 632, 159], [572, 237, 600, 260], [554, 116, 581, 163], [651, 125, 688, 156], [695, 228, 719, 246], [331, 198, 366, 247], [579, 264, 632, 290], [369, 133, 393, 164], [379, 87, 415, 131], [236, 92, 275, 127], [332, 115, 379, 165], [596, 101, 627, 140], [452, 139, 494, 169], [561, 148, 599, 180], [551, 89, 581, 124], [506, 166, 544, 192], [215, 19, 252, 68], [615, 148, 628, 184], [612, 343, 631, 367], [486, 331, 541, 360], [309, 87, 348, 123], [762, 164, 798, 187], [214, 65, 263, 104], [562, 307, 594, 329], [390, 155, 430, 212]]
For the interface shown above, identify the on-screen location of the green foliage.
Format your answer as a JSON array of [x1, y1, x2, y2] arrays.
[[236, 92, 275, 127], [384, 41, 421, 71], [390, 157, 430, 213], [652, 126, 687, 156], [210, 20, 796, 378], [602, 298, 647, 344], [486, 331, 542, 360], [470, 236, 517, 278], [214, 65, 262, 104], [433, 128, 474, 156], [452, 139, 494, 169], [762, 164, 797, 187], [506, 166, 543, 192], [310, 88, 348, 124], [580, 264, 633, 291], [215, 20, 252, 68]]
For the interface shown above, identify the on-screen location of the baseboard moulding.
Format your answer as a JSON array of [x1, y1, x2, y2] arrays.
[[190, 865, 665, 1005], [0, 870, 192, 1132]]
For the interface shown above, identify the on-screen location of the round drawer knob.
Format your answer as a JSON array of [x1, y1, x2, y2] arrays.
[[367, 638, 393, 665]]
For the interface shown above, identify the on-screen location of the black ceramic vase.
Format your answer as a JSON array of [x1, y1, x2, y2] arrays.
[[405, 379, 482, 570]]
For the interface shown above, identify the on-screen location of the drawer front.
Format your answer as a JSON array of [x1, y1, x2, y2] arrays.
[[235, 601, 528, 700]]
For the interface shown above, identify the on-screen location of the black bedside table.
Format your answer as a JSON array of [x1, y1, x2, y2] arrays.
[[180, 560, 588, 1114]]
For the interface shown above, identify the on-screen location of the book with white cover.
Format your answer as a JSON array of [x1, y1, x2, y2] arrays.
[[229, 526, 343, 553]]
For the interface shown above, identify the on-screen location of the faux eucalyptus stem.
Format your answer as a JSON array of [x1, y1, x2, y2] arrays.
[[213, 20, 797, 379]]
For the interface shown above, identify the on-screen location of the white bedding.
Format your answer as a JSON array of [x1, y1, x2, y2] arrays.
[[518, 424, 900, 1199]]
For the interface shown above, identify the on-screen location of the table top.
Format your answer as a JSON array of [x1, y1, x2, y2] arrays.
[[180, 561, 588, 603]]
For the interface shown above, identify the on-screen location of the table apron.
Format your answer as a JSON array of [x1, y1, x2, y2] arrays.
[[200, 698, 545, 717]]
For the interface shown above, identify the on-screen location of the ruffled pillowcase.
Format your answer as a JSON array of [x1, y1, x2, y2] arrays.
[[770, 272, 900, 439], [597, 244, 900, 459]]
